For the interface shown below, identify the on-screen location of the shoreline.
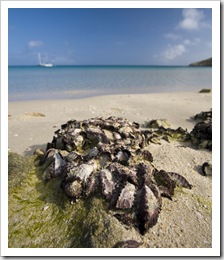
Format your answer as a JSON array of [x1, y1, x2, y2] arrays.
[[8, 91, 211, 156], [9, 86, 212, 103]]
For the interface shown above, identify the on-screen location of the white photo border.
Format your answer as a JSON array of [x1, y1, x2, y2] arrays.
[[1, 0, 220, 257]]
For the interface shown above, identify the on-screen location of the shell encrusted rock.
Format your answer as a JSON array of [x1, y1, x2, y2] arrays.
[[39, 116, 192, 235], [190, 110, 212, 150]]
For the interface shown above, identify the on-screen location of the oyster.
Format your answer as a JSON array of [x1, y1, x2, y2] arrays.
[[39, 148, 65, 180], [190, 110, 212, 150], [116, 182, 136, 209], [113, 240, 143, 248], [39, 116, 192, 235]]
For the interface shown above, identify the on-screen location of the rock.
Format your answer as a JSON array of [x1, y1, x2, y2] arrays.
[[113, 240, 143, 248], [199, 89, 211, 93], [144, 112, 212, 151], [190, 110, 212, 150], [72, 197, 143, 248], [143, 119, 190, 144], [201, 162, 212, 176], [193, 110, 212, 121], [143, 119, 171, 129]]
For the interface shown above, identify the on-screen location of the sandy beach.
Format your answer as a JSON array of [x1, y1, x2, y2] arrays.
[[8, 91, 211, 156], [8, 91, 213, 248]]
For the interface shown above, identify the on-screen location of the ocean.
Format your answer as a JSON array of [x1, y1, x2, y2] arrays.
[[8, 66, 212, 102]]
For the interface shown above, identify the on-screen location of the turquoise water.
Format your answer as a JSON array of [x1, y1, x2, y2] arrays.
[[8, 66, 212, 102]]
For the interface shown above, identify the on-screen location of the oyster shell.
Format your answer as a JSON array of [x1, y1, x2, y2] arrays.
[[137, 184, 161, 235], [40, 116, 192, 235], [116, 182, 136, 209], [100, 169, 117, 200], [41, 149, 65, 180]]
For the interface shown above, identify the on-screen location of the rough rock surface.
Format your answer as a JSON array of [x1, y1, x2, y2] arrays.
[[190, 110, 212, 150]]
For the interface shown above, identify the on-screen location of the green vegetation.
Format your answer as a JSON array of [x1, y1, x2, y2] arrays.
[[142, 120, 190, 144], [192, 195, 212, 214], [8, 153, 81, 247], [8, 152, 129, 248], [199, 89, 211, 93]]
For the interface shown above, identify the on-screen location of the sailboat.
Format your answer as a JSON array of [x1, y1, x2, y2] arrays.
[[38, 53, 53, 67]]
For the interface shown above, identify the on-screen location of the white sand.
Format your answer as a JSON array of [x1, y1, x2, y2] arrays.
[[8, 91, 212, 248], [8, 91, 211, 156]]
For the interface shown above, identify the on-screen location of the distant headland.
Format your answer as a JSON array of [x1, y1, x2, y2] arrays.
[[189, 57, 212, 67]]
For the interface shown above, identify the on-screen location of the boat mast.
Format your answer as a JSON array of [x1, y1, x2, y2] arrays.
[[37, 52, 53, 67], [45, 53, 48, 64], [38, 53, 42, 65]]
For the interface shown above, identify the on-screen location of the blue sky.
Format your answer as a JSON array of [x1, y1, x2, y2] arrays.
[[8, 8, 212, 66]]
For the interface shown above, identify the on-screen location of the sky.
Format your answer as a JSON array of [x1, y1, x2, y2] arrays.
[[8, 8, 212, 66]]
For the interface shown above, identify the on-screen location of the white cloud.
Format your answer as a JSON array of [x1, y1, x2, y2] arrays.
[[183, 38, 201, 45], [162, 44, 186, 60], [156, 36, 202, 62], [27, 40, 43, 48], [183, 39, 191, 45], [154, 9, 210, 63], [178, 8, 205, 31]]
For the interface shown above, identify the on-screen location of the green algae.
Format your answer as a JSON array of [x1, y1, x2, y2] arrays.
[[143, 119, 171, 129], [74, 197, 130, 248], [8, 152, 35, 189], [8, 152, 88, 248], [192, 195, 212, 214], [8, 152, 130, 248], [142, 120, 190, 145], [199, 89, 211, 93], [143, 115, 213, 150]]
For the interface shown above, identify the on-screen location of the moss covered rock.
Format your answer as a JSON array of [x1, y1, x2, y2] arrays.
[[8, 152, 142, 248], [143, 119, 171, 129], [143, 119, 190, 144], [144, 112, 212, 151]]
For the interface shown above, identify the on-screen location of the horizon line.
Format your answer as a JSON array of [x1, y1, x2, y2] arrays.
[[8, 64, 194, 67]]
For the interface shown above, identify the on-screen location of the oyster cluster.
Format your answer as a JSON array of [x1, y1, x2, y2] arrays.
[[39, 116, 192, 235], [190, 110, 212, 150]]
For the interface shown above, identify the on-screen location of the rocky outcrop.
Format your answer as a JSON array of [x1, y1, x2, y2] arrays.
[[190, 110, 212, 150]]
